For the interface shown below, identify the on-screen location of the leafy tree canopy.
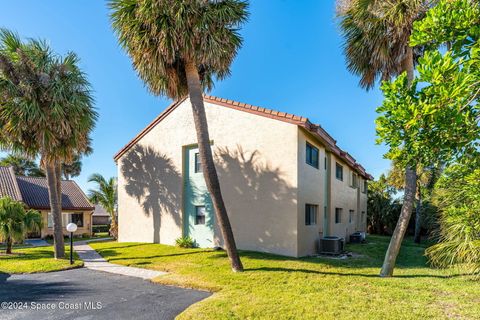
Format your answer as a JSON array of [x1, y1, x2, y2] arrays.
[[376, 0, 480, 168]]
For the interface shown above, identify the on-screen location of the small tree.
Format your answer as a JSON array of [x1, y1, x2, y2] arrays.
[[375, 0, 480, 276], [88, 174, 118, 239], [0, 197, 42, 254], [427, 161, 480, 277]]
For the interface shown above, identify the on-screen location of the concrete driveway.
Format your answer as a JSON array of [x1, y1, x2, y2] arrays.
[[0, 268, 210, 320]]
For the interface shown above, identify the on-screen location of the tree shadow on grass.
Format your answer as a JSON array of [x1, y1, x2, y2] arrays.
[[106, 250, 210, 262], [0, 249, 54, 261], [245, 266, 458, 279]]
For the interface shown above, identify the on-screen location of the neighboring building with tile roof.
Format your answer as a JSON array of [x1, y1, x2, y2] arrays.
[[0, 166, 23, 202], [92, 204, 114, 225], [115, 96, 371, 257], [0, 166, 94, 238]]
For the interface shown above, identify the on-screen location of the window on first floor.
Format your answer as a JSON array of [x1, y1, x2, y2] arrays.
[[306, 142, 319, 168], [336, 163, 343, 181], [335, 208, 342, 224], [47, 212, 84, 228], [195, 206, 206, 225], [71, 212, 84, 228], [349, 210, 354, 223], [47, 213, 53, 228], [305, 204, 318, 225]]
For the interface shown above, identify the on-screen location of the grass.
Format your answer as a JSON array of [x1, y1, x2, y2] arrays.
[[90, 235, 480, 319], [0, 246, 83, 274]]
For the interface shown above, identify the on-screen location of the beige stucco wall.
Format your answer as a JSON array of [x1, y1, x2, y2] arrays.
[[117, 99, 299, 256], [330, 156, 363, 241], [40, 210, 93, 238], [296, 128, 368, 256], [296, 129, 327, 256]]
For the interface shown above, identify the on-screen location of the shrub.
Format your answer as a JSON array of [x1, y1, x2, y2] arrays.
[[92, 225, 109, 233], [175, 236, 195, 248], [44, 234, 54, 241]]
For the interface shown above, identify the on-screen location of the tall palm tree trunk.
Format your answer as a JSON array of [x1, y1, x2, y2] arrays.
[[414, 188, 422, 243], [185, 60, 243, 272], [46, 161, 65, 258], [109, 210, 118, 239], [380, 46, 417, 277], [6, 236, 12, 254]]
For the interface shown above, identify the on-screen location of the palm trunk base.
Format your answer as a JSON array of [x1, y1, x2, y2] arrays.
[[6, 236, 12, 254], [380, 167, 417, 277]]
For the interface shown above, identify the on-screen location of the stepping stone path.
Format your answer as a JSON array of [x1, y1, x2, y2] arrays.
[[74, 241, 167, 280]]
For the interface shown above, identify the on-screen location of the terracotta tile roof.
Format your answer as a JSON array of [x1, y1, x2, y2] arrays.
[[114, 95, 373, 180], [16, 176, 94, 211], [0, 166, 23, 201]]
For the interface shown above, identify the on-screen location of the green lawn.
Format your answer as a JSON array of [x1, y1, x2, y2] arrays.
[[90, 236, 480, 320], [0, 246, 83, 274]]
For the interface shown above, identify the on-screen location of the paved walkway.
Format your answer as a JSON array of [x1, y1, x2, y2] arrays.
[[0, 268, 210, 320], [73, 242, 167, 280]]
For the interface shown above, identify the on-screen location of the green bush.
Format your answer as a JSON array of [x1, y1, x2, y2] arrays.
[[175, 236, 195, 248], [92, 225, 109, 233]]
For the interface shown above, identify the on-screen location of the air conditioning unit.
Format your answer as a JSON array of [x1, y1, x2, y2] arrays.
[[349, 232, 363, 243], [319, 236, 344, 255]]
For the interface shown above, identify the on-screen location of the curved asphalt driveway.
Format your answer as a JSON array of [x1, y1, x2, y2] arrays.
[[0, 268, 210, 320]]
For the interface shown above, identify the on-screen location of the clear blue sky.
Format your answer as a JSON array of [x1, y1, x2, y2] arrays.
[[0, 0, 389, 191]]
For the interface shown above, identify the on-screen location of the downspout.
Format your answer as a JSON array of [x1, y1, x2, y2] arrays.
[[356, 184, 361, 232], [325, 152, 332, 236]]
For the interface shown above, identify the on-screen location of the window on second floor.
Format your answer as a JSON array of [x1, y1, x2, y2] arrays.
[[363, 180, 368, 193], [305, 204, 318, 225], [335, 208, 342, 224], [349, 210, 354, 223], [306, 143, 319, 168], [351, 173, 358, 188], [194, 152, 202, 173], [336, 163, 343, 181]]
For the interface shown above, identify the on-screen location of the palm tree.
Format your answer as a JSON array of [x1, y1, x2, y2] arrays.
[[387, 160, 443, 243], [338, 0, 431, 276], [0, 197, 42, 254], [0, 29, 97, 258], [109, 0, 248, 272], [62, 155, 82, 180], [88, 173, 118, 239], [0, 154, 45, 177]]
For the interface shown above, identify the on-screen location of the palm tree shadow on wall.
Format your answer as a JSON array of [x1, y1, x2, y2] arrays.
[[120, 145, 181, 243], [214, 146, 297, 251]]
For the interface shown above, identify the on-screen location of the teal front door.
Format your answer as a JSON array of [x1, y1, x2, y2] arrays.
[[184, 147, 214, 247]]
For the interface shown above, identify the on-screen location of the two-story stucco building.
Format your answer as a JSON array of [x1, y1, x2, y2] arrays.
[[114, 96, 372, 257]]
